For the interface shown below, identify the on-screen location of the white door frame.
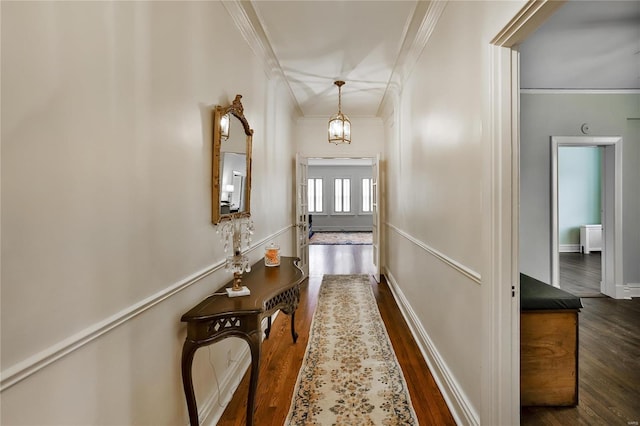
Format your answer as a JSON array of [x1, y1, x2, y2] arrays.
[[295, 154, 310, 277], [489, 1, 565, 424], [372, 153, 381, 282], [551, 136, 623, 298], [299, 155, 381, 280]]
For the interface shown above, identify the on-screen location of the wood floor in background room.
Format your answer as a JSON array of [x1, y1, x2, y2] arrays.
[[217, 244, 455, 426], [559, 252, 602, 297]]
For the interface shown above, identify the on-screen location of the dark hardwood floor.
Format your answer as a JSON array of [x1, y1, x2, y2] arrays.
[[521, 297, 640, 425], [559, 252, 602, 297], [215, 245, 640, 425], [525, 250, 640, 424], [217, 244, 455, 426]]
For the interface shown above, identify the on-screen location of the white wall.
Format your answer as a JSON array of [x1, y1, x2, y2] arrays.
[[520, 93, 640, 285], [295, 117, 384, 158], [1, 2, 298, 424], [383, 1, 525, 424]]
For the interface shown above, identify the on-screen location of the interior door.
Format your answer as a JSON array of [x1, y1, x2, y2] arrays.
[[295, 153, 309, 277], [372, 154, 381, 282]]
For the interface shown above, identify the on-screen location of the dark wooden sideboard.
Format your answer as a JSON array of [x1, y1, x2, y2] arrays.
[[180, 256, 304, 426]]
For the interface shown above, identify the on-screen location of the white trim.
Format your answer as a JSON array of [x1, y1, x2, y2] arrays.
[[550, 136, 623, 299], [521, 89, 640, 95], [628, 284, 640, 299], [486, 44, 521, 426], [308, 158, 373, 166], [386, 223, 481, 284], [377, 0, 447, 116], [201, 346, 251, 426], [489, 2, 567, 424], [491, 0, 565, 47], [559, 244, 580, 253], [222, 1, 303, 116], [384, 268, 478, 426], [0, 225, 293, 392]]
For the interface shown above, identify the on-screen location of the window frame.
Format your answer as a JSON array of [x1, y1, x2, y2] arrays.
[[307, 177, 324, 213], [333, 177, 352, 214], [361, 177, 373, 214]]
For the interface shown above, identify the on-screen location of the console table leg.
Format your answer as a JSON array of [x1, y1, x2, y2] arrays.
[[290, 311, 298, 343], [265, 316, 272, 339], [181, 340, 200, 426], [246, 332, 262, 426]]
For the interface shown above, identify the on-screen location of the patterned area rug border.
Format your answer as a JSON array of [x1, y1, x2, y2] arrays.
[[285, 274, 418, 425], [309, 232, 373, 245]]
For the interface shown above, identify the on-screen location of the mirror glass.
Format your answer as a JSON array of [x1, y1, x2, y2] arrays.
[[212, 95, 253, 223]]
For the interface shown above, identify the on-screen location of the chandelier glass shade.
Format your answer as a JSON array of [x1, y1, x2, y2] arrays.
[[328, 81, 351, 144]]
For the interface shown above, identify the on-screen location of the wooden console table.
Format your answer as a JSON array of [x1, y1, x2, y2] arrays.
[[181, 256, 304, 426]]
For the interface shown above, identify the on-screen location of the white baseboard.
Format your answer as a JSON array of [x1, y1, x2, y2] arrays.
[[559, 244, 580, 253], [383, 268, 479, 426], [201, 346, 251, 426], [626, 283, 640, 298], [201, 313, 278, 425]]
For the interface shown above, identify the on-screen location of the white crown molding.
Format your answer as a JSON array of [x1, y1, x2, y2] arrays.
[[222, 1, 303, 116], [384, 269, 479, 426], [0, 225, 293, 392], [377, 0, 448, 117], [521, 88, 640, 95], [386, 222, 481, 284], [491, 0, 566, 48]]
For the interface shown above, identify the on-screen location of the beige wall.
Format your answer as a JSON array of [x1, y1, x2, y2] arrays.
[[1, 1, 297, 424], [295, 117, 384, 159], [383, 1, 524, 423]]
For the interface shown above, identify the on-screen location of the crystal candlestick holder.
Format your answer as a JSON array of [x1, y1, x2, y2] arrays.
[[217, 215, 254, 297]]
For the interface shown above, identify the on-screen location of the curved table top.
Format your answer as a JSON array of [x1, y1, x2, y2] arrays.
[[181, 256, 304, 322]]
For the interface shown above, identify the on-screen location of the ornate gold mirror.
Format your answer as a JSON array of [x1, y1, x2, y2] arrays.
[[212, 95, 253, 224]]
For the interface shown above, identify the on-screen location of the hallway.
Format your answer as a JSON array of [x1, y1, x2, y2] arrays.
[[217, 245, 455, 425]]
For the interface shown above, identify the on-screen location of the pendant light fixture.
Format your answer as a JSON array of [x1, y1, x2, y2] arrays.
[[328, 80, 351, 145]]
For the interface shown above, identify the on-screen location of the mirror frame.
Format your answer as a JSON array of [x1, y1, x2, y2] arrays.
[[212, 94, 253, 224]]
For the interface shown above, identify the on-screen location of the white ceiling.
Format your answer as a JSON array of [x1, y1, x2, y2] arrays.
[[245, 0, 639, 119], [252, 0, 418, 117]]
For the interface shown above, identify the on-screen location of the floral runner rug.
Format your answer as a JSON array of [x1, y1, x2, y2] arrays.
[[309, 232, 373, 245], [285, 274, 418, 425]]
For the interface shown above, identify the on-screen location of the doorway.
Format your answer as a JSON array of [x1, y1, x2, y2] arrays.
[[551, 136, 623, 299], [295, 155, 381, 281]]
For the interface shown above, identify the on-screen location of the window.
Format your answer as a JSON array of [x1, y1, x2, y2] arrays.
[[362, 178, 373, 212], [334, 178, 351, 212], [307, 178, 323, 213]]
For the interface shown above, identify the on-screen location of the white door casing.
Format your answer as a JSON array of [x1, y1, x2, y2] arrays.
[[551, 136, 623, 298], [372, 154, 381, 282], [295, 153, 309, 277]]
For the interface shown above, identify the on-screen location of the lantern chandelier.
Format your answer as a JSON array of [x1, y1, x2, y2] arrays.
[[328, 80, 351, 145]]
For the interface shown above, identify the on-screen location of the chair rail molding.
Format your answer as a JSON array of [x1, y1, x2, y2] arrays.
[[0, 225, 293, 392], [386, 222, 481, 284]]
